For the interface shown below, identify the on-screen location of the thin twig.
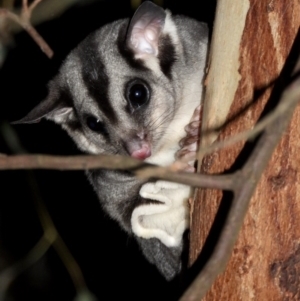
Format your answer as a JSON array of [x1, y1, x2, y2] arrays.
[[0, 232, 56, 298], [0, 153, 143, 170], [136, 166, 236, 190], [28, 0, 42, 13], [33, 191, 87, 293], [0, 173, 90, 297], [0, 153, 237, 190], [0, 0, 53, 58]]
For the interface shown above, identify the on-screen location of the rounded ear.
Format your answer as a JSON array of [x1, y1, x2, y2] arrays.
[[126, 1, 166, 58], [12, 81, 73, 125]]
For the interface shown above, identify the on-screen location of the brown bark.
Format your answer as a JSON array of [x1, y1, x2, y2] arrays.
[[190, 0, 300, 300]]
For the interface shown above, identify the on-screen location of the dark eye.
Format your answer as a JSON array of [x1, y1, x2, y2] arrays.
[[86, 116, 108, 135], [126, 80, 150, 109]]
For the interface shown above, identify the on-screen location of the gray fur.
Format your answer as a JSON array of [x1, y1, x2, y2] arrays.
[[15, 2, 208, 280], [137, 236, 184, 281]]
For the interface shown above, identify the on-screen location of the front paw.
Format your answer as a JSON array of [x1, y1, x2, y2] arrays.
[[176, 105, 202, 170], [131, 180, 190, 248]]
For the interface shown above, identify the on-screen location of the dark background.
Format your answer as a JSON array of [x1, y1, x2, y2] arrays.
[[0, 1, 216, 300]]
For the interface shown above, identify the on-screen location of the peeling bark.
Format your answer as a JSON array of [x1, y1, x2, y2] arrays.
[[190, 0, 300, 299]]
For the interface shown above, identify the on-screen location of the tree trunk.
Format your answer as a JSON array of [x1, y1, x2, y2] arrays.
[[189, 0, 300, 300]]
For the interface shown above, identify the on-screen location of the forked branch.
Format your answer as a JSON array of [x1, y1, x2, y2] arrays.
[[0, 0, 53, 58]]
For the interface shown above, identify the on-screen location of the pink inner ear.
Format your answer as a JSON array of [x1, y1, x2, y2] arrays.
[[130, 16, 164, 56]]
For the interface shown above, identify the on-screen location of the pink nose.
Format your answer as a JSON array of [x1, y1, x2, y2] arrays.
[[131, 145, 151, 160]]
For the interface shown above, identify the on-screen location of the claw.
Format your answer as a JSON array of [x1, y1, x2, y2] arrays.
[[176, 105, 202, 171]]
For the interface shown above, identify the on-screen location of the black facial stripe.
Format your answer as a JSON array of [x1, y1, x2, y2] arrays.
[[158, 34, 177, 79], [78, 34, 117, 123], [117, 23, 149, 71]]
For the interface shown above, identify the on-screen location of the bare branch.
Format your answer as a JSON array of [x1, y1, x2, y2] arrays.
[[136, 165, 236, 190], [22, 0, 27, 11], [0, 232, 55, 298], [0, 0, 53, 58], [28, 0, 42, 13], [0, 153, 145, 170], [0, 172, 93, 298], [0, 153, 236, 190]]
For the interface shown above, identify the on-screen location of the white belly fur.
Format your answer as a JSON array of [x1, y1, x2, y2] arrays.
[[131, 68, 204, 247]]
